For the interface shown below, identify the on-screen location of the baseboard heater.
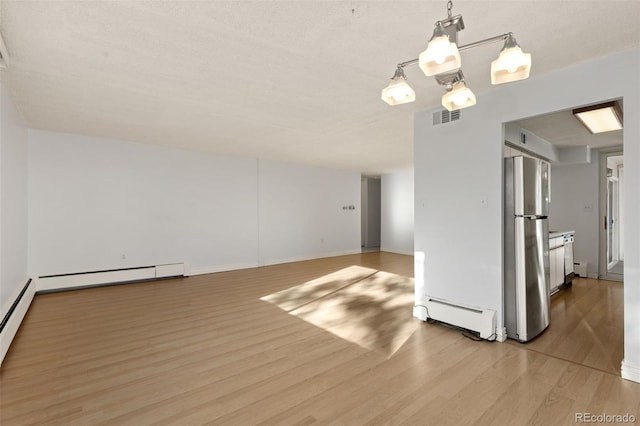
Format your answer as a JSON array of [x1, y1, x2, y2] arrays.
[[413, 296, 496, 340], [1, 279, 35, 367], [36, 263, 186, 293]]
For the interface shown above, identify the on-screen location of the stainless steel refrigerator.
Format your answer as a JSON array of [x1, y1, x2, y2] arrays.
[[504, 156, 550, 342]]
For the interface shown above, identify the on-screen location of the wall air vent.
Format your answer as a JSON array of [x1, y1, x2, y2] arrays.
[[432, 109, 461, 126]]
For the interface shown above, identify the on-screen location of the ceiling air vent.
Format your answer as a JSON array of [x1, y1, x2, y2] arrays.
[[432, 109, 461, 126]]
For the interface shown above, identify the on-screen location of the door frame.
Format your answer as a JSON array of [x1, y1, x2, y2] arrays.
[[599, 146, 624, 281]]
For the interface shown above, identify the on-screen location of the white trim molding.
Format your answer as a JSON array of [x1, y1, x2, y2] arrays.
[[189, 262, 259, 276], [260, 249, 362, 267], [621, 359, 640, 384], [380, 248, 415, 256], [0, 279, 35, 367], [36, 263, 185, 293], [496, 327, 508, 342], [413, 305, 428, 321]]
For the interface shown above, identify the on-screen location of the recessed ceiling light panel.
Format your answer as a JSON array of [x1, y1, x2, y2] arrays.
[[573, 101, 623, 134]]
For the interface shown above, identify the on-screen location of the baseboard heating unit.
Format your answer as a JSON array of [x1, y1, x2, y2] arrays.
[[413, 296, 496, 340], [36, 263, 186, 293], [1, 279, 35, 366]]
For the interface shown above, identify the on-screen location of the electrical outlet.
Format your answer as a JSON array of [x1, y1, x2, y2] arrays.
[[480, 195, 488, 208], [121, 254, 126, 260]]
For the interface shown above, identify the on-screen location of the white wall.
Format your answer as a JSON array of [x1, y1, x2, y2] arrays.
[[381, 168, 414, 255], [549, 154, 600, 278], [557, 146, 591, 165], [0, 82, 29, 317], [28, 130, 362, 276], [258, 160, 360, 265], [505, 122, 559, 162], [414, 48, 640, 381], [28, 130, 260, 276]]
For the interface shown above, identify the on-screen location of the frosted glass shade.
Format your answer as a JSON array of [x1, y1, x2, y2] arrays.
[[491, 46, 531, 84], [419, 36, 461, 77], [441, 82, 476, 111], [381, 77, 416, 106]]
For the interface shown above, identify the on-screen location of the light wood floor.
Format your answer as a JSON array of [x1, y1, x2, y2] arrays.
[[1, 252, 638, 425], [511, 277, 624, 376]]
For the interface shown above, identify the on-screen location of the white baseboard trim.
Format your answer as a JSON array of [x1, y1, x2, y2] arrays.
[[413, 305, 428, 321], [1, 279, 36, 367], [621, 359, 640, 383], [37, 267, 155, 292], [190, 250, 365, 276], [380, 248, 414, 256], [36, 263, 185, 292], [189, 262, 260, 276], [496, 327, 508, 342], [260, 249, 362, 267]]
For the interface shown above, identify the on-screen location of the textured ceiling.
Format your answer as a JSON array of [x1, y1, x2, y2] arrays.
[[515, 104, 623, 150], [1, 1, 639, 173]]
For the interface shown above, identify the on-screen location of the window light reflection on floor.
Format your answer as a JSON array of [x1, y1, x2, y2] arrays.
[[261, 266, 418, 357]]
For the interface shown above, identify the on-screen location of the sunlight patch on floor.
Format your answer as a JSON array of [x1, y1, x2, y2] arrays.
[[261, 267, 419, 357]]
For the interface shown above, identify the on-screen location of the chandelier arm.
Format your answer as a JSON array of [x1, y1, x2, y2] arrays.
[[458, 32, 512, 52], [395, 32, 513, 69], [397, 59, 418, 68]]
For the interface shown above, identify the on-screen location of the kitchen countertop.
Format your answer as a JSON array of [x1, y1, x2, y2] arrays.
[[549, 230, 575, 239]]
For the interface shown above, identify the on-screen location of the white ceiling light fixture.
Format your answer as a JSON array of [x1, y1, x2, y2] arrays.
[[573, 101, 623, 134], [442, 81, 476, 111], [381, 66, 416, 106], [419, 21, 461, 77], [491, 34, 531, 84], [381, 0, 532, 111]]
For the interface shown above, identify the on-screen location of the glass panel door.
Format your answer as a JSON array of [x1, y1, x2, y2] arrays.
[[602, 152, 623, 280]]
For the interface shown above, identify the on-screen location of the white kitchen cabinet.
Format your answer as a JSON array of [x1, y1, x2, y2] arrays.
[[550, 248, 557, 293], [549, 237, 565, 294], [555, 245, 565, 287]]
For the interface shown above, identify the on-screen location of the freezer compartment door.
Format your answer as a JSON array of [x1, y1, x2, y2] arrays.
[[515, 216, 550, 341], [514, 156, 549, 217]]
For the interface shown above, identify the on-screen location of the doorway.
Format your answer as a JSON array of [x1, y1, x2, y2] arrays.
[[503, 99, 624, 375], [361, 176, 381, 251], [600, 150, 624, 281]]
